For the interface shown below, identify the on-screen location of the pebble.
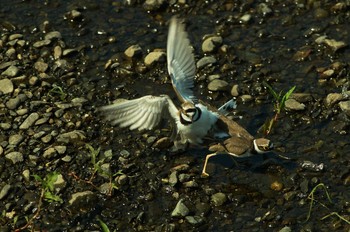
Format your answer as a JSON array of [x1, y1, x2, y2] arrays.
[[338, 100, 350, 117], [211, 192, 227, 206], [196, 56, 216, 69], [22, 169, 30, 182], [34, 61, 48, 73], [5, 48, 16, 58], [290, 93, 312, 103], [0, 123, 11, 130], [231, 84, 240, 97], [6, 94, 27, 110], [202, 35, 223, 53], [169, 171, 178, 186], [8, 134, 24, 146], [325, 93, 343, 107], [144, 51, 166, 66], [68, 191, 94, 205], [257, 3, 273, 16], [279, 226, 292, 232], [185, 216, 204, 225], [171, 199, 190, 217], [1, 65, 19, 77], [53, 174, 66, 191], [324, 38, 346, 52], [55, 145, 67, 154], [56, 130, 86, 143], [152, 137, 172, 149], [0, 184, 11, 200], [240, 14, 252, 23], [124, 44, 142, 58], [240, 94, 253, 103], [20, 112, 40, 129], [0, 78, 13, 94], [5, 151, 24, 164], [33, 39, 51, 48], [285, 99, 305, 111], [143, 0, 165, 11], [0, 146, 3, 155], [54, 46, 62, 59], [208, 79, 228, 91], [43, 147, 57, 158], [44, 31, 62, 40]]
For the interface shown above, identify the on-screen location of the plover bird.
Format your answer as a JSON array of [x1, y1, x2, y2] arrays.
[[100, 17, 273, 176]]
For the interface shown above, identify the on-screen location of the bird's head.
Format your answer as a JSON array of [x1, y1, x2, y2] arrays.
[[253, 138, 273, 154]]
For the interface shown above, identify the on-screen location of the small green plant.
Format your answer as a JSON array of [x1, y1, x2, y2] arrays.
[[69, 144, 122, 196], [97, 218, 111, 232], [262, 82, 296, 135], [48, 84, 67, 101], [33, 171, 63, 203], [15, 172, 63, 231], [306, 183, 350, 225]]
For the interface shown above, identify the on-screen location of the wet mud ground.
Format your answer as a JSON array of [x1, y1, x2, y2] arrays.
[[0, 0, 349, 231]]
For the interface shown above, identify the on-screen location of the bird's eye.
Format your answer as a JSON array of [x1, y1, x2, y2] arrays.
[[185, 108, 196, 113]]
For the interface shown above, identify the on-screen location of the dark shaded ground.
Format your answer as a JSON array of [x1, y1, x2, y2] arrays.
[[0, 0, 349, 231]]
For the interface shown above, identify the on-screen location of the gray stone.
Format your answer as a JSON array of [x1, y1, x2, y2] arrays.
[[285, 99, 306, 111], [55, 146, 67, 154], [290, 93, 313, 103], [33, 39, 51, 48], [20, 112, 40, 129], [8, 134, 24, 146], [208, 79, 229, 91], [56, 130, 86, 143], [240, 14, 252, 23], [44, 31, 62, 40], [69, 191, 94, 205], [144, 51, 166, 66], [325, 93, 343, 107], [43, 147, 57, 158], [257, 3, 273, 16], [61, 155, 72, 162], [0, 184, 11, 200], [143, 0, 164, 11], [1, 65, 19, 77], [53, 174, 66, 191], [324, 38, 347, 52], [0, 123, 11, 130], [169, 171, 178, 186], [197, 56, 216, 69], [22, 169, 30, 182], [231, 84, 240, 97], [202, 36, 223, 53], [211, 192, 227, 206], [16, 108, 28, 116], [34, 61, 48, 73], [279, 226, 292, 232], [6, 96, 21, 110], [0, 146, 3, 155], [185, 215, 204, 225], [0, 78, 14, 94], [183, 180, 198, 188], [9, 34, 23, 40], [5, 151, 24, 164], [339, 100, 350, 117], [54, 46, 62, 59], [171, 199, 190, 217], [240, 94, 253, 103], [124, 44, 142, 58], [5, 48, 16, 58], [99, 182, 112, 195]]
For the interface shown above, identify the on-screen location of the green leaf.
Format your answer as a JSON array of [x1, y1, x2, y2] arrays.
[[44, 191, 63, 203], [97, 218, 110, 232], [263, 81, 279, 101]]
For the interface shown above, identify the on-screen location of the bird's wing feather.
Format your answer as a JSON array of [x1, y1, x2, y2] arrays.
[[167, 16, 196, 103], [99, 95, 178, 131]]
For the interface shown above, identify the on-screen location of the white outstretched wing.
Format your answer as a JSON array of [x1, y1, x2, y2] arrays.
[[167, 16, 196, 103], [99, 95, 178, 131]]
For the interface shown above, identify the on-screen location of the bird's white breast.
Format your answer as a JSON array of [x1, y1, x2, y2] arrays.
[[176, 104, 218, 144]]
